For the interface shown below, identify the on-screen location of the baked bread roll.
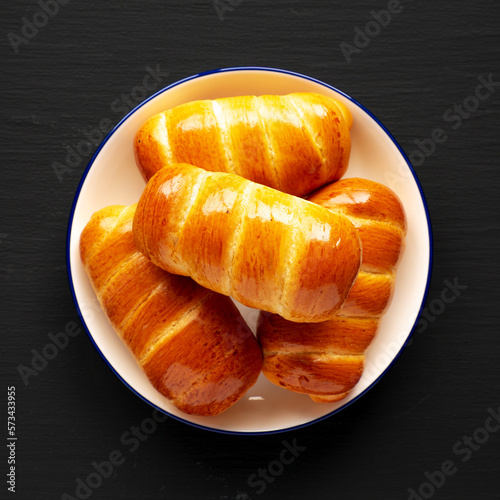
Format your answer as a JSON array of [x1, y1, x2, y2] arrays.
[[80, 204, 262, 416], [258, 178, 407, 402], [135, 92, 352, 197], [133, 163, 362, 323]]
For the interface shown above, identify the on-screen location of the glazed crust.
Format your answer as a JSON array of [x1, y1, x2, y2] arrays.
[[134, 92, 352, 197], [133, 163, 362, 323], [80, 204, 262, 417], [257, 178, 407, 402]]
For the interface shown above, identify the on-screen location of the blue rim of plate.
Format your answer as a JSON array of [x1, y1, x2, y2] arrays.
[[66, 66, 433, 436]]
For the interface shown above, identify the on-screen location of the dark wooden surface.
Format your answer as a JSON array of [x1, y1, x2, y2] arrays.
[[2, 1, 499, 499]]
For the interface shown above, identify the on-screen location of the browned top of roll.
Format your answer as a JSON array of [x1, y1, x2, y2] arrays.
[[133, 163, 362, 323], [80, 204, 262, 416], [135, 92, 352, 197]]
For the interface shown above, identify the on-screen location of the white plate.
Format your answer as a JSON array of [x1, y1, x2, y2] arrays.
[[67, 67, 432, 434]]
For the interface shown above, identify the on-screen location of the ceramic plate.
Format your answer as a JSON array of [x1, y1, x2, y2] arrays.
[[67, 67, 432, 434]]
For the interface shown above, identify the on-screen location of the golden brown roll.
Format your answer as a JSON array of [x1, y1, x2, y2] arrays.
[[258, 178, 407, 402], [133, 163, 362, 323], [135, 92, 352, 197], [80, 204, 262, 416]]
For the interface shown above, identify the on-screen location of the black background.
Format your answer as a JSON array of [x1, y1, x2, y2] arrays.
[[2, 1, 499, 499]]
